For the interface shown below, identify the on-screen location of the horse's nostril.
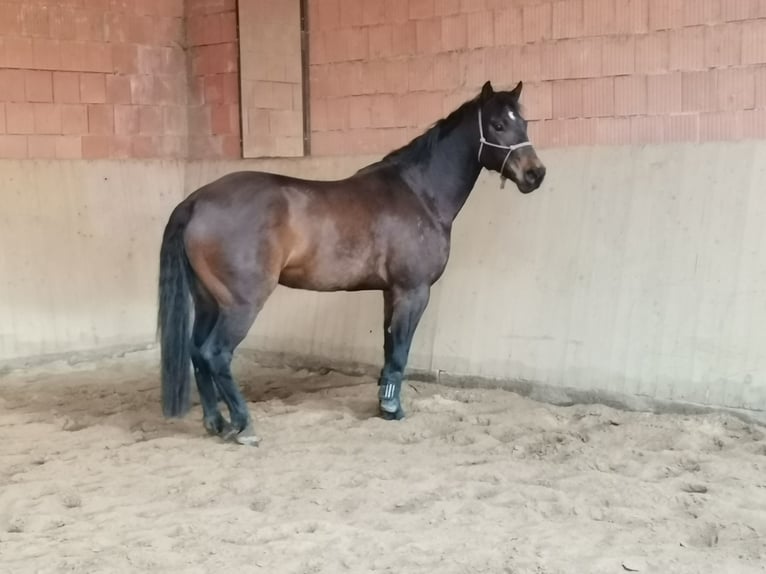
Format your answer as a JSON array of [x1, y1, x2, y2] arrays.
[[524, 169, 539, 185]]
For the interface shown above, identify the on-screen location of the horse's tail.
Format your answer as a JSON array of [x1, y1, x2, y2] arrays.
[[157, 201, 194, 418]]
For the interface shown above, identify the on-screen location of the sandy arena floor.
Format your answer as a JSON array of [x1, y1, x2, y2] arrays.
[[0, 351, 764, 573]]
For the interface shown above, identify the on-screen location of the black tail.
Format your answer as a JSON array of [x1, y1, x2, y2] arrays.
[[157, 202, 194, 418]]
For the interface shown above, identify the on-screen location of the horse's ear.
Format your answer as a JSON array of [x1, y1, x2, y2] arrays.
[[509, 81, 523, 101], [480, 80, 494, 101]]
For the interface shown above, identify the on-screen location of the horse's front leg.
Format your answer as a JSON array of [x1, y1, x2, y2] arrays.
[[378, 285, 430, 420]]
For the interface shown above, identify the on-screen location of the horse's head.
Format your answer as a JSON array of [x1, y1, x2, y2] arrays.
[[476, 80, 546, 194]]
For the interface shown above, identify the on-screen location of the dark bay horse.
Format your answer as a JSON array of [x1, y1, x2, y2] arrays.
[[157, 80, 546, 445]]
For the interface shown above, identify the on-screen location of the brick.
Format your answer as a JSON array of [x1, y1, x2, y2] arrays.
[[742, 20, 766, 64], [6, 103, 35, 134], [347, 95, 371, 128], [0, 135, 28, 159], [53, 72, 80, 104], [441, 14, 467, 51], [683, 0, 722, 26], [338, 0, 363, 26], [25, 71, 53, 103], [699, 111, 742, 140], [381, 59, 409, 93], [415, 91, 443, 126], [665, 113, 699, 142], [602, 36, 635, 76], [466, 10, 494, 48], [582, 77, 615, 117], [362, 0, 387, 24], [33, 39, 62, 71], [20, 5, 49, 37], [461, 48, 487, 89], [564, 118, 598, 146], [0, 103, 4, 133], [635, 31, 669, 74], [552, 0, 583, 39], [33, 103, 62, 134], [80, 73, 106, 104], [614, 75, 647, 116], [742, 109, 766, 139], [408, 56, 435, 91], [385, 0, 409, 22], [716, 67, 755, 111], [682, 71, 718, 112], [552, 80, 584, 119], [669, 27, 706, 71], [514, 44, 543, 83], [527, 119, 567, 148], [494, 8, 522, 46], [210, 104, 239, 135], [409, 0, 435, 20], [523, 3, 551, 44], [139, 105, 164, 135], [112, 44, 139, 74], [543, 38, 602, 80], [311, 0, 340, 30], [630, 115, 664, 143], [371, 94, 400, 128], [432, 52, 461, 90], [87, 104, 114, 134], [583, 0, 615, 36], [615, 0, 649, 34], [705, 24, 742, 68], [434, 0, 460, 15], [81, 135, 113, 158], [416, 18, 442, 54], [757, 67, 766, 108], [649, 0, 684, 30], [61, 104, 88, 134], [323, 97, 350, 130], [28, 136, 57, 159], [391, 21, 418, 56], [114, 105, 140, 135], [163, 106, 187, 135], [369, 25, 393, 58], [596, 116, 632, 145], [204, 74, 224, 103], [522, 81, 553, 120], [722, 0, 764, 21], [106, 75, 132, 104], [4, 37, 35, 69], [647, 73, 683, 114], [0, 70, 26, 102], [55, 135, 82, 159]]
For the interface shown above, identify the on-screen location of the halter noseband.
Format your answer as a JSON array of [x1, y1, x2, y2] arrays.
[[477, 107, 533, 189]]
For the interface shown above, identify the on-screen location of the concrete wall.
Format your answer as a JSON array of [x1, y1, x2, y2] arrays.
[[4, 141, 764, 416], [187, 143, 766, 413]]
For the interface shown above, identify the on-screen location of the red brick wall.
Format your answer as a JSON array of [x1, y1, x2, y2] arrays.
[[0, 0, 189, 159], [307, 0, 766, 155]]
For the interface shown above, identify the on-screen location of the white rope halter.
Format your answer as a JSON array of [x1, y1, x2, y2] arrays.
[[477, 107, 533, 189]]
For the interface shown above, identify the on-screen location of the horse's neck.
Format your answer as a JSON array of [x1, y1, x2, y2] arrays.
[[403, 117, 482, 226]]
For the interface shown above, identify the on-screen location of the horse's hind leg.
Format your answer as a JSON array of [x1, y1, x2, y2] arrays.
[[199, 281, 275, 446], [189, 286, 228, 436], [378, 285, 430, 420]]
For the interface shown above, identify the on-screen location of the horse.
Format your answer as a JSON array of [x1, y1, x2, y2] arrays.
[[157, 80, 546, 445]]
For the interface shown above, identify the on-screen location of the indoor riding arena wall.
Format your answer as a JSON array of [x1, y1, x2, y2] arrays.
[[1, 1, 765, 419]]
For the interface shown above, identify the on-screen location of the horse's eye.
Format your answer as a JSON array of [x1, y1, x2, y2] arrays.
[[493, 122, 504, 131]]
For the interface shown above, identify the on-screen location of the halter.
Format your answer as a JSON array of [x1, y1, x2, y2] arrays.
[[477, 107, 533, 189]]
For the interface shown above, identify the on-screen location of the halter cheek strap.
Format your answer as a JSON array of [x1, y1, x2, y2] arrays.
[[477, 108, 533, 189]]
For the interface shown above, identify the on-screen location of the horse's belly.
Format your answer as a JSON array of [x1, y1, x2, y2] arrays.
[[278, 253, 387, 292]]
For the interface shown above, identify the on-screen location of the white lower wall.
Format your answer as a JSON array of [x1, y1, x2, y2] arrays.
[[2, 143, 765, 413]]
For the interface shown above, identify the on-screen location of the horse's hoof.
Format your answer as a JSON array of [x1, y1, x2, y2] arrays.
[[223, 422, 261, 446], [204, 416, 232, 437], [379, 404, 405, 421]]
